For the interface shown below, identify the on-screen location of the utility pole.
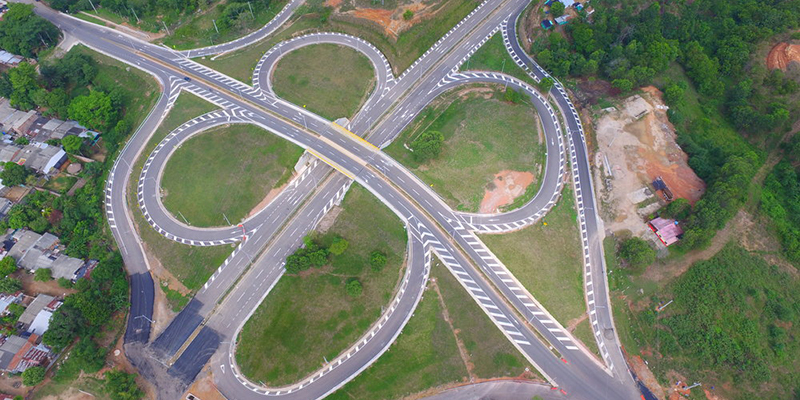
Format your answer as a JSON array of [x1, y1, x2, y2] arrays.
[[212, 19, 220, 34], [656, 299, 673, 312], [248, 2, 255, 18], [130, 7, 140, 23], [87, 0, 98, 13], [162, 20, 171, 35]]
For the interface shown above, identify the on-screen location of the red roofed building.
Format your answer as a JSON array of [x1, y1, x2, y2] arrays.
[[648, 217, 683, 246]]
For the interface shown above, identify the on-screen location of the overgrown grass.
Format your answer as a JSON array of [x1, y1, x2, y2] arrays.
[[481, 187, 584, 325], [197, 0, 481, 80], [162, 284, 191, 312], [236, 185, 407, 386], [161, 124, 303, 227], [272, 44, 375, 120], [127, 92, 235, 291], [75, 12, 107, 26], [43, 174, 78, 193], [384, 85, 544, 212], [161, 0, 289, 50], [622, 245, 800, 400], [462, 33, 536, 86]]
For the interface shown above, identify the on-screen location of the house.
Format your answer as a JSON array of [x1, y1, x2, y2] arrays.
[[0, 334, 50, 373], [541, 19, 554, 29], [17, 294, 55, 332], [8, 230, 88, 281], [555, 15, 571, 25], [648, 217, 683, 246], [0, 51, 22, 67], [0, 292, 22, 315], [20, 143, 67, 175]]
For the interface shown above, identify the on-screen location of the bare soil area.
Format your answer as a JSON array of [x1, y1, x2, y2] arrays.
[[184, 366, 227, 400], [336, 0, 443, 39], [592, 87, 705, 241], [767, 42, 800, 71], [479, 170, 534, 213]]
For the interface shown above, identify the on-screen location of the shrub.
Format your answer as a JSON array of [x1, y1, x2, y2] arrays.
[[346, 279, 362, 297], [22, 366, 45, 386], [0, 257, 17, 277], [329, 236, 349, 256], [410, 130, 444, 162], [618, 237, 655, 273], [403, 9, 414, 20], [34, 268, 52, 282], [369, 251, 387, 271]]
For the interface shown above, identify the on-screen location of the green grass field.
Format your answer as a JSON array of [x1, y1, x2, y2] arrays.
[[384, 86, 544, 212], [236, 185, 407, 386], [127, 93, 235, 291], [463, 33, 536, 86], [481, 188, 585, 326], [272, 44, 375, 120], [161, 124, 303, 227], [329, 258, 533, 399], [43, 174, 78, 193]]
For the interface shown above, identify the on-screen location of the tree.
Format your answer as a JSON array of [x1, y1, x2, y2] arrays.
[[43, 304, 85, 351], [0, 278, 22, 294], [57, 277, 73, 288], [612, 78, 634, 93], [7, 62, 39, 110], [0, 4, 60, 58], [0, 257, 17, 277], [370, 251, 387, 271], [72, 338, 107, 373], [410, 130, 445, 162], [34, 268, 52, 282], [346, 279, 363, 297], [618, 237, 656, 273], [329, 236, 349, 256], [403, 9, 414, 20], [22, 366, 45, 386], [0, 162, 32, 187], [14, 137, 29, 146], [549, 1, 565, 17], [537, 77, 555, 93], [104, 370, 144, 400], [661, 198, 691, 220], [69, 91, 118, 132], [61, 135, 84, 155]]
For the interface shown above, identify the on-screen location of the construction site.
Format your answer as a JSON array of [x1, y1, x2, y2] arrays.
[[591, 87, 705, 247]]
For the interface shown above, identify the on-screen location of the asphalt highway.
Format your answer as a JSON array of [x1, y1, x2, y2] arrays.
[[23, 0, 644, 398]]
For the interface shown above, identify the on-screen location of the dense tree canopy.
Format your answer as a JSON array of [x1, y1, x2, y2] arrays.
[[618, 237, 655, 273], [0, 4, 60, 58], [0, 162, 32, 188], [69, 91, 117, 132], [410, 130, 445, 162]]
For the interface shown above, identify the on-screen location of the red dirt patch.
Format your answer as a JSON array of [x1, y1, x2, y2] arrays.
[[767, 42, 800, 71], [325, 0, 343, 7], [480, 170, 534, 213]]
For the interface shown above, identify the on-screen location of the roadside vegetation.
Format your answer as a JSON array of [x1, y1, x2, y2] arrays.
[[329, 258, 532, 399], [198, 0, 482, 79], [272, 44, 375, 120], [385, 85, 544, 212], [236, 185, 407, 386], [480, 188, 586, 327], [0, 45, 153, 398], [127, 93, 235, 293], [161, 123, 303, 227], [0, 4, 60, 58]]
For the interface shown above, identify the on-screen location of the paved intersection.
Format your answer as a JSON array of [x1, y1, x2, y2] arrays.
[[24, 0, 644, 398]]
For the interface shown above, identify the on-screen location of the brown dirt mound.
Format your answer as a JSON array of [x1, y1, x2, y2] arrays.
[[767, 42, 800, 71], [480, 170, 534, 213]]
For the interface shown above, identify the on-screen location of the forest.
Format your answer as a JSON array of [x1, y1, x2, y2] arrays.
[[532, 0, 800, 249]]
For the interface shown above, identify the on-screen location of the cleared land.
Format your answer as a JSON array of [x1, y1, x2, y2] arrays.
[[197, 0, 480, 80], [161, 124, 303, 227], [462, 33, 536, 86], [127, 93, 234, 292], [236, 185, 407, 386], [272, 44, 375, 120], [385, 85, 544, 212], [480, 188, 585, 325], [329, 258, 533, 400]]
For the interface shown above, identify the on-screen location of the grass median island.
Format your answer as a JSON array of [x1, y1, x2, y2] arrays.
[[236, 185, 407, 386], [127, 93, 235, 292], [385, 85, 545, 212], [462, 33, 536, 86], [160, 124, 303, 227], [329, 258, 534, 400], [481, 187, 585, 326], [272, 44, 375, 120]]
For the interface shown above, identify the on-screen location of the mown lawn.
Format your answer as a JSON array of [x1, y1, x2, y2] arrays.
[[161, 124, 303, 227], [463, 33, 536, 86], [272, 44, 375, 120], [236, 185, 407, 386], [385, 86, 544, 212], [127, 93, 235, 291], [480, 188, 585, 325]]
